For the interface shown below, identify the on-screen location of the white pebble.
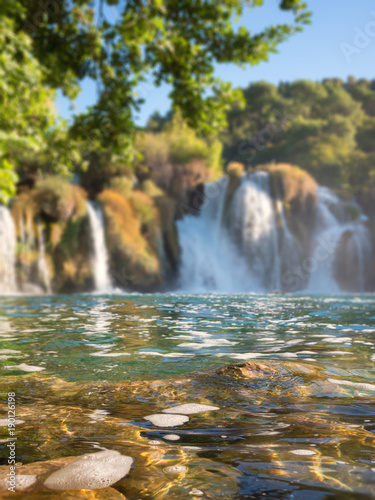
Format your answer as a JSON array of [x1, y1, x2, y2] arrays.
[[163, 434, 180, 441], [189, 489, 204, 496], [0, 419, 24, 426], [0, 475, 37, 492], [44, 450, 133, 490], [290, 449, 317, 456], [162, 404, 219, 415], [15, 475, 37, 490], [164, 466, 187, 474], [144, 414, 189, 427], [5, 363, 45, 372]]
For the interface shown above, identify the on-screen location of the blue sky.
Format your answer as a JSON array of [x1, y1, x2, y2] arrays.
[[56, 0, 375, 126]]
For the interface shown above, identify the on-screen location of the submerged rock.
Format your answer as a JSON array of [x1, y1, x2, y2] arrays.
[[0, 474, 37, 492], [144, 414, 189, 427], [162, 403, 219, 415], [163, 434, 180, 441], [215, 361, 276, 379], [44, 450, 133, 491]]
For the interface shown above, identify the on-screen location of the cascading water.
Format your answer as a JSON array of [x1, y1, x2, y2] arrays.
[[229, 172, 282, 290], [177, 178, 257, 292], [87, 202, 111, 292], [0, 206, 17, 293], [177, 174, 372, 294], [307, 187, 371, 293]]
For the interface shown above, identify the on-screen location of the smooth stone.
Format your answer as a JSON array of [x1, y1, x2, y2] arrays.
[[5, 363, 45, 372], [0, 418, 24, 426], [162, 403, 219, 415], [289, 449, 317, 456], [44, 450, 133, 490], [0, 474, 37, 491], [144, 414, 189, 427], [163, 434, 180, 441]]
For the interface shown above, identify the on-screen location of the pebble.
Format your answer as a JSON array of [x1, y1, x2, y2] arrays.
[[162, 404, 219, 415], [44, 450, 133, 490], [289, 449, 317, 456], [164, 466, 187, 474], [163, 434, 180, 441], [144, 414, 189, 427]]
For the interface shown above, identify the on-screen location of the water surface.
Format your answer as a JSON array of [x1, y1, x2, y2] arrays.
[[0, 294, 374, 499]]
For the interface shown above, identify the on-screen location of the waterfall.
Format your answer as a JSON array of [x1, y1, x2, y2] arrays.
[[229, 172, 282, 290], [87, 202, 111, 292], [177, 178, 258, 292], [307, 187, 371, 293], [0, 206, 17, 293], [177, 175, 372, 294], [36, 219, 52, 293], [177, 171, 296, 293]]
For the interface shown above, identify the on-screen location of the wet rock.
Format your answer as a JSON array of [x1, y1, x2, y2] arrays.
[[215, 361, 276, 379], [144, 414, 189, 427], [44, 450, 133, 491], [162, 404, 219, 415]]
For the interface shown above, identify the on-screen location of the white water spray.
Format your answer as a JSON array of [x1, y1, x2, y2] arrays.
[[177, 178, 257, 292], [87, 202, 111, 292], [229, 172, 282, 290], [0, 206, 17, 293], [307, 187, 371, 293], [177, 175, 372, 293]]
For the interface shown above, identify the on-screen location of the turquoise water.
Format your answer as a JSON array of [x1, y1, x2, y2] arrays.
[[1, 293, 375, 381], [0, 294, 375, 498]]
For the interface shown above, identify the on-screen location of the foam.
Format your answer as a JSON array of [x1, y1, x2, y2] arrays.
[[162, 404, 219, 415], [44, 450, 133, 490], [144, 414, 189, 427]]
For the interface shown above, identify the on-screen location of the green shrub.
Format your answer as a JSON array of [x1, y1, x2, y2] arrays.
[[34, 177, 87, 221]]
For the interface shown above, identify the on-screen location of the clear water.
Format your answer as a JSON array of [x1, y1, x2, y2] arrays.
[[0, 293, 375, 499]]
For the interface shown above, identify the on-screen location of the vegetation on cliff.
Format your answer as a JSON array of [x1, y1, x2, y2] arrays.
[[11, 179, 92, 293], [98, 189, 162, 291]]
